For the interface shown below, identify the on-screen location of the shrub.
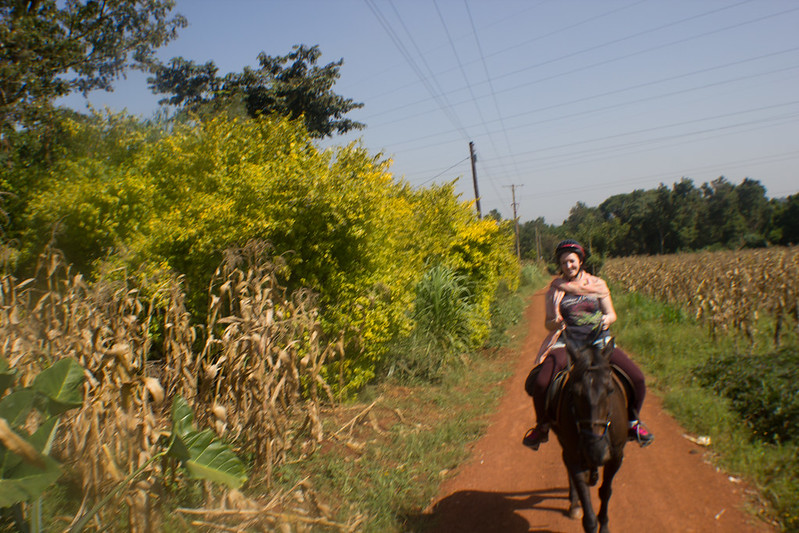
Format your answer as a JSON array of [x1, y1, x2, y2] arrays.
[[18, 112, 519, 393], [696, 347, 799, 444]]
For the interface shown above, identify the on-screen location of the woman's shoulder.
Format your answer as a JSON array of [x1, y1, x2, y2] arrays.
[[582, 271, 605, 283], [579, 272, 610, 298]]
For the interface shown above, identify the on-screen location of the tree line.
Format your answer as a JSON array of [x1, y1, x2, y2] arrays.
[[518, 176, 799, 265]]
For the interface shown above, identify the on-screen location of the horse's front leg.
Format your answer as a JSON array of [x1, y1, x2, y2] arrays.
[[567, 465, 598, 533], [567, 474, 582, 520], [597, 455, 623, 533]]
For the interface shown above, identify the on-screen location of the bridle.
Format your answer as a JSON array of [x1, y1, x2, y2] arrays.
[[570, 363, 613, 442]]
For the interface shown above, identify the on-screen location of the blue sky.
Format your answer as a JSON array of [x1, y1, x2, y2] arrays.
[[62, 0, 799, 225]]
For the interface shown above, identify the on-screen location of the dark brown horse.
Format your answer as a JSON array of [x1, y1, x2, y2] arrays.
[[553, 334, 628, 533]]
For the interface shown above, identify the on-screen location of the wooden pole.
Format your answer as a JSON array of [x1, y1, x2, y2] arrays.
[[505, 184, 523, 261], [469, 141, 482, 218]]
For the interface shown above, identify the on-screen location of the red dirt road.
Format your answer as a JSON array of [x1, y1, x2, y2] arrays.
[[425, 288, 775, 532]]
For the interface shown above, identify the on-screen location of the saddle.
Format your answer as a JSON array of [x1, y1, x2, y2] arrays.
[[545, 364, 635, 424]]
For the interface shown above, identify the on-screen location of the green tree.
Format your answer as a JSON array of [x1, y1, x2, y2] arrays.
[[598, 193, 641, 256], [772, 193, 799, 245], [702, 177, 747, 247], [735, 178, 771, 247], [670, 177, 704, 250], [485, 208, 503, 221], [518, 217, 558, 261], [0, 0, 186, 133], [149, 44, 365, 138], [650, 184, 676, 254]]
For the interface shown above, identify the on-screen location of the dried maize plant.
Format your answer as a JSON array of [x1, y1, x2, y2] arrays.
[[159, 276, 198, 403], [0, 248, 167, 529], [198, 240, 336, 480], [602, 247, 799, 344]]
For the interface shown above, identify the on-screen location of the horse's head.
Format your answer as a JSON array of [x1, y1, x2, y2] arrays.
[[564, 333, 616, 466]]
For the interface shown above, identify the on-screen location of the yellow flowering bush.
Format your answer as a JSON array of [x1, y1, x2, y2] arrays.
[[22, 112, 519, 391], [445, 217, 520, 347]]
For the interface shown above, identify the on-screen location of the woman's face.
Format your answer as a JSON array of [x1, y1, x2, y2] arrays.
[[559, 252, 582, 279]]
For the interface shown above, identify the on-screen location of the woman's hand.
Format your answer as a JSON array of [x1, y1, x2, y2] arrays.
[[600, 314, 612, 330]]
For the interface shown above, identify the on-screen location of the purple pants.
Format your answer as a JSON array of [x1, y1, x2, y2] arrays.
[[526, 346, 646, 423]]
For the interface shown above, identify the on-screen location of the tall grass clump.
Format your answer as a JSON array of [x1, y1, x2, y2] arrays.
[[385, 264, 474, 382], [385, 260, 545, 382], [520, 261, 550, 289]]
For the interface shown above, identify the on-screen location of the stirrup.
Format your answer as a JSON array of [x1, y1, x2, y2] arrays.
[[522, 425, 549, 450], [629, 421, 654, 447]]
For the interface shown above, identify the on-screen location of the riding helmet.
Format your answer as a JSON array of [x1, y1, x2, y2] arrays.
[[555, 239, 586, 261]]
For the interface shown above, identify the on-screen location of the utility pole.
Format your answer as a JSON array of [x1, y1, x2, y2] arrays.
[[505, 184, 523, 261], [535, 225, 541, 262], [469, 141, 481, 218]]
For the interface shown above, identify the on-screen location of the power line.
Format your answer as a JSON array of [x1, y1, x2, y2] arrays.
[[464, 0, 525, 194], [433, 0, 507, 203], [378, 75, 799, 156], [352, 6, 799, 137], [416, 156, 471, 186], [488, 100, 799, 164], [363, 0, 471, 139], [403, 110, 799, 185], [344, 0, 649, 105], [490, 0, 760, 83]]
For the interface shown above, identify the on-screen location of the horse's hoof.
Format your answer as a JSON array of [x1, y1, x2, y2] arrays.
[[569, 506, 583, 520]]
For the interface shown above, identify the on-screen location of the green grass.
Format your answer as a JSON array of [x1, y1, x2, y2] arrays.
[[269, 267, 549, 532], [272, 350, 516, 532], [611, 288, 799, 531]]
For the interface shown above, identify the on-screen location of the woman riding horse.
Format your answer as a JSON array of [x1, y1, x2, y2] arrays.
[[523, 239, 654, 450]]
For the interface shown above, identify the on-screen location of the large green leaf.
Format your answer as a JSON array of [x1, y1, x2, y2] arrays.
[[0, 455, 62, 508], [31, 359, 84, 415], [170, 395, 195, 438], [0, 358, 15, 396], [0, 389, 35, 426], [167, 397, 247, 489], [180, 429, 247, 489], [1, 418, 59, 477], [28, 417, 60, 456], [0, 389, 35, 475]]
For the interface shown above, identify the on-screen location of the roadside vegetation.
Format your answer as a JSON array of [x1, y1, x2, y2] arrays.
[[604, 249, 799, 531], [266, 263, 549, 532], [0, 242, 544, 530], [3, 4, 531, 526]]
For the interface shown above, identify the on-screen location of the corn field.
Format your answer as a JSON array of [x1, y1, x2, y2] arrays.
[[602, 246, 799, 345], [0, 241, 356, 531]]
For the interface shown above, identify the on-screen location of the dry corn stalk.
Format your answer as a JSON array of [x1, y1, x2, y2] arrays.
[[602, 246, 799, 346], [197, 241, 335, 479], [0, 242, 346, 527]]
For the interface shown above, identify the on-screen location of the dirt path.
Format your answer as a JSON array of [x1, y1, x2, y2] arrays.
[[425, 288, 775, 532]]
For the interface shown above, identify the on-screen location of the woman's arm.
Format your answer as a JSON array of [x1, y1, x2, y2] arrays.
[[599, 292, 617, 330], [545, 288, 564, 331]]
